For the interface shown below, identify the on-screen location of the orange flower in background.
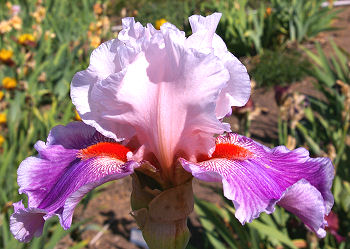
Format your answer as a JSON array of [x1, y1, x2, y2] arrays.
[[18, 33, 35, 45], [31, 6, 46, 23], [155, 18, 167, 30], [0, 113, 7, 124], [0, 21, 12, 34], [89, 22, 102, 35], [38, 72, 47, 82], [2, 77, 17, 89], [9, 15, 22, 30], [93, 3, 103, 15], [32, 24, 43, 39], [101, 16, 110, 32], [88, 16, 110, 38], [0, 49, 13, 63], [0, 91, 4, 101], [266, 7, 272, 16], [90, 35, 101, 48], [5, 1, 12, 10], [0, 135, 5, 147]]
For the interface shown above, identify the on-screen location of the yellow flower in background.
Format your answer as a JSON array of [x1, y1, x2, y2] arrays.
[[9, 15, 22, 30], [0, 21, 12, 34], [0, 135, 5, 147], [32, 24, 43, 39], [328, 0, 334, 8], [89, 22, 101, 35], [0, 113, 7, 124], [2, 77, 17, 89], [44, 30, 56, 40], [31, 6, 46, 23], [101, 16, 110, 33], [0, 91, 4, 101], [74, 110, 82, 121], [155, 18, 167, 30], [5, 1, 12, 10], [89, 22, 97, 32], [0, 49, 13, 62], [90, 35, 101, 48], [18, 33, 35, 45]]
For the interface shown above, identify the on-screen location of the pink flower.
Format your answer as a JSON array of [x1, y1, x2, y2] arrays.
[[71, 13, 251, 182], [325, 211, 346, 243], [11, 14, 333, 246], [11, 5, 21, 16]]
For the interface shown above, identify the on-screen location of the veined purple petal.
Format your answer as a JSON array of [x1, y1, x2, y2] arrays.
[[11, 122, 138, 242], [278, 180, 328, 237], [180, 133, 334, 237]]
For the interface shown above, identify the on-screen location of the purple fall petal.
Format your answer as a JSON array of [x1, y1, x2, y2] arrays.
[[11, 122, 137, 242], [10, 201, 46, 242], [278, 179, 327, 237], [17, 144, 79, 207], [180, 133, 334, 237]]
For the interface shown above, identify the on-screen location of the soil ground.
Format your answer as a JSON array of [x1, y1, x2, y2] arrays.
[[56, 6, 350, 249]]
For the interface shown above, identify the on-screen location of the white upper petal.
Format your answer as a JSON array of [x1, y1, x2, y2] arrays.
[[71, 15, 250, 170], [187, 13, 251, 118]]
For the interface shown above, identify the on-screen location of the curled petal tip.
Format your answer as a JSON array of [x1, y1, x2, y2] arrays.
[[10, 202, 45, 243]]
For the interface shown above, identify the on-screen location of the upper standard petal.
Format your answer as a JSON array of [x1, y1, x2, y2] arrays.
[[187, 13, 251, 118], [71, 16, 247, 181]]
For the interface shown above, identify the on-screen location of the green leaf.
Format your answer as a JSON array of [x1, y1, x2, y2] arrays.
[[248, 220, 298, 249], [44, 218, 90, 249]]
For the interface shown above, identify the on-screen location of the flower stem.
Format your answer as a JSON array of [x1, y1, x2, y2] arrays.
[[131, 174, 194, 249]]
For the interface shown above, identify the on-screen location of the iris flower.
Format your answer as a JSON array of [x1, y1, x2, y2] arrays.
[[10, 13, 333, 248]]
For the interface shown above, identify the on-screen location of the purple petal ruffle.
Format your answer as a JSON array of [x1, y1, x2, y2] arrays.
[[180, 133, 334, 237], [10, 122, 138, 242]]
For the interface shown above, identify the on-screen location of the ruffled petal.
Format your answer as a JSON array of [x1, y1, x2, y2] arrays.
[[71, 17, 154, 141], [187, 13, 222, 50], [11, 122, 137, 242], [214, 52, 251, 118], [10, 201, 46, 242], [180, 133, 334, 237], [70, 39, 137, 141], [72, 17, 233, 175], [278, 180, 328, 237], [187, 13, 251, 118]]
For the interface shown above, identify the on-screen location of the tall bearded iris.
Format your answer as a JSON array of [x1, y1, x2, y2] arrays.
[[11, 13, 334, 248]]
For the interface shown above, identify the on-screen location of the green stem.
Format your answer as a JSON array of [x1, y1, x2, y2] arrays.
[[334, 109, 350, 168], [131, 174, 194, 249]]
